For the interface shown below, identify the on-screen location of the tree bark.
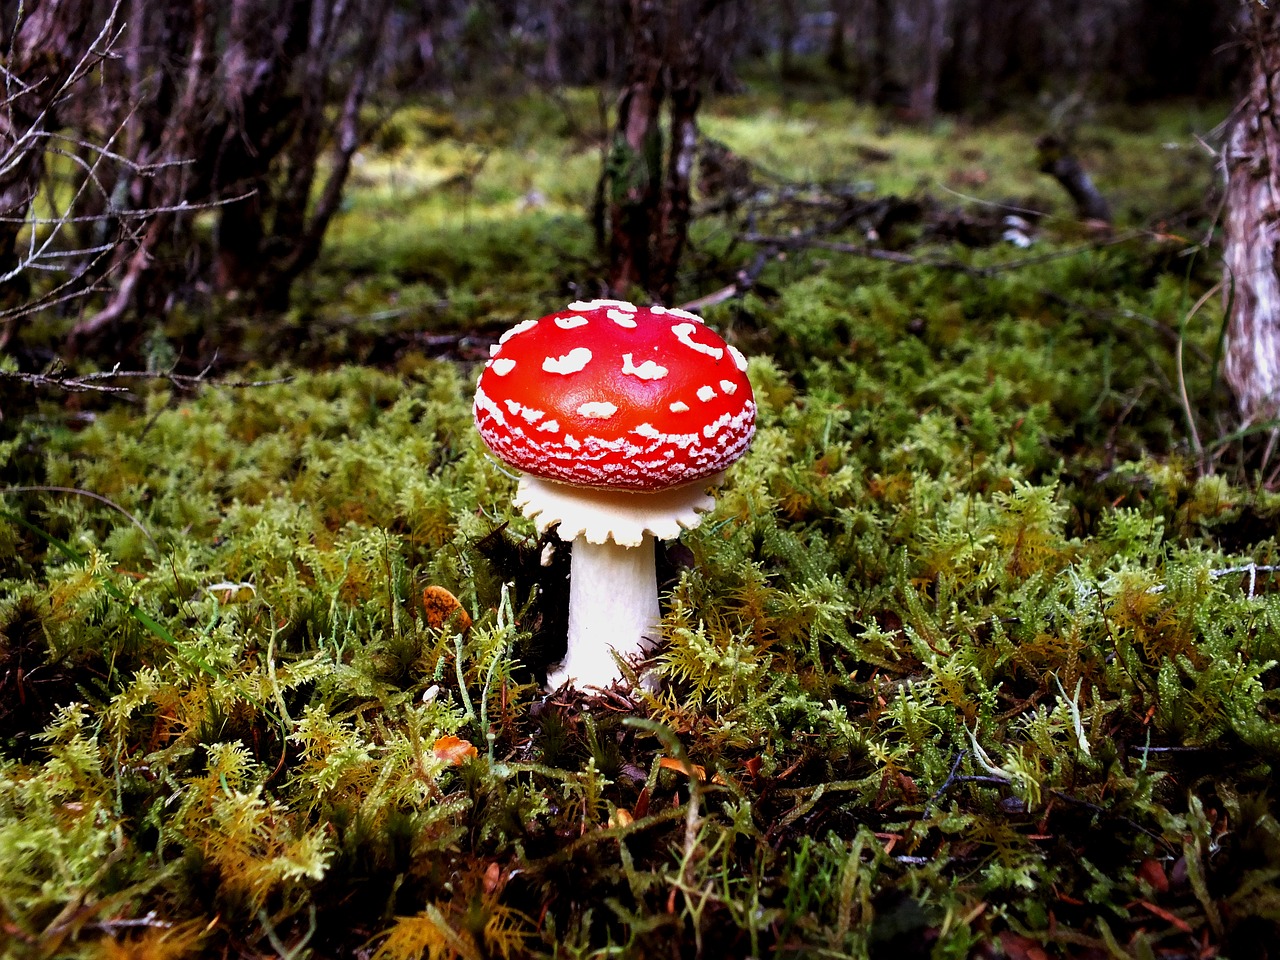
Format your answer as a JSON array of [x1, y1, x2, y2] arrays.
[[605, 0, 664, 296], [826, 0, 850, 74], [652, 77, 699, 303], [602, 0, 721, 302], [777, 0, 798, 79], [66, 0, 393, 340], [907, 0, 951, 123], [543, 0, 566, 84], [1223, 2, 1280, 422], [72, 0, 213, 343], [0, 0, 94, 348]]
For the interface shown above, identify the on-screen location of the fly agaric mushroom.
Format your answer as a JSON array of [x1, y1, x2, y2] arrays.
[[473, 299, 755, 690]]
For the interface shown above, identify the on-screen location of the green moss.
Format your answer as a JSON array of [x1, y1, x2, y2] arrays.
[[3, 89, 1278, 956]]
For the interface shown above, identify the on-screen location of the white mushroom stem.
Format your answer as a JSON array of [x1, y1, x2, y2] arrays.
[[513, 474, 721, 691], [548, 534, 661, 690]]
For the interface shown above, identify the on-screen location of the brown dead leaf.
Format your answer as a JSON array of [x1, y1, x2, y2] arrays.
[[421, 585, 472, 631], [432, 734, 477, 764], [998, 931, 1049, 960], [1137, 899, 1193, 934], [1137, 857, 1170, 894], [659, 757, 706, 780], [483, 861, 503, 895]]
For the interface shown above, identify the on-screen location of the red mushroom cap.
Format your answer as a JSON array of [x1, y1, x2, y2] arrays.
[[474, 300, 756, 491]]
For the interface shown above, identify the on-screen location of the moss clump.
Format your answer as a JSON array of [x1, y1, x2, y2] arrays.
[[3, 90, 1278, 957]]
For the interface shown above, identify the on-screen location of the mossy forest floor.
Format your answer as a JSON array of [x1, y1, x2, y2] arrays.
[[3, 86, 1280, 958]]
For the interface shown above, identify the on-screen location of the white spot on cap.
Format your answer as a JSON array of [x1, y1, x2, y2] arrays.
[[577, 401, 617, 419], [556, 315, 589, 329], [621, 353, 668, 380], [719, 379, 738, 395], [728, 345, 748, 372], [473, 384, 504, 423], [669, 401, 690, 413], [491, 358, 516, 376], [608, 308, 638, 327], [543, 347, 592, 374], [568, 298, 637, 313], [697, 385, 716, 402], [634, 422, 662, 439], [672, 322, 724, 360], [489, 344, 500, 357], [537, 419, 560, 432], [667, 308, 702, 322], [702, 412, 732, 438], [499, 319, 539, 344]]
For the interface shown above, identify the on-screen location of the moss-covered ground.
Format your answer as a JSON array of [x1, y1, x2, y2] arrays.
[[3, 88, 1279, 958]]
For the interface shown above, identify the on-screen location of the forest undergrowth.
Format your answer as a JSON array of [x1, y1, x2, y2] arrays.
[[2, 89, 1279, 958]]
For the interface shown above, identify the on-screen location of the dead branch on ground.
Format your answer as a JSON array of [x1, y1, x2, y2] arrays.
[[0, 362, 292, 405]]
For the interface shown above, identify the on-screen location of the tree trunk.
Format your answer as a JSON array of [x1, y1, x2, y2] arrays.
[[909, 0, 947, 121], [826, 0, 850, 74], [652, 77, 699, 303], [543, 0, 563, 84], [605, 0, 664, 296], [778, 0, 798, 79], [870, 0, 896, 106], [602, 0, 720, 302], [72, 0, 213, 343], [1223, 3, 1280, 422], [67, 0, 393, 341], [0, 0, 94, 348]]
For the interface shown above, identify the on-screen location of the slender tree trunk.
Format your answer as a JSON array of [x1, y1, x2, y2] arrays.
[[908, 0, 951, 122], [543, 0, 565, 84], [778, 0, 798, 79], [653, 79, 699, 303], [870, 0, 895, 105], [1223, 3, 1280, 422], [0, 0, 94, 348], [73, 0, 212, 343], [67, 0, 392, 339], [827, 0, 850, 73], [606, 0, 664, 296], [265, 41, 384, 308], [603, 0, 721, 302]]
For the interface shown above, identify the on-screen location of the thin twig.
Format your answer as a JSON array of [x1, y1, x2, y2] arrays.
[[0, 367, 293, 396], [0, 485, 159, 557], [1069, 562, 1279, 604], [1178, 279, 1223, 467]]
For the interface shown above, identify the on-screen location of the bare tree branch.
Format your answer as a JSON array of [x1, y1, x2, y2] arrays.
[[0, 363, 292, 397]]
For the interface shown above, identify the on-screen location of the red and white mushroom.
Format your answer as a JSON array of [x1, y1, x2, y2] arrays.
[[473, 299, 756, 690]]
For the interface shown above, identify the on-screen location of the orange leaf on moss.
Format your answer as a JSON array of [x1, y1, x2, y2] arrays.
[[658, 757, 705, 780], [421, 585, 472, 631], [433, 735, 477, 764]]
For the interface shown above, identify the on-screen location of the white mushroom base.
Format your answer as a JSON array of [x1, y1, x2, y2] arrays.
[[513, 475, 720, 691], [549, 535, 661, 690]]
